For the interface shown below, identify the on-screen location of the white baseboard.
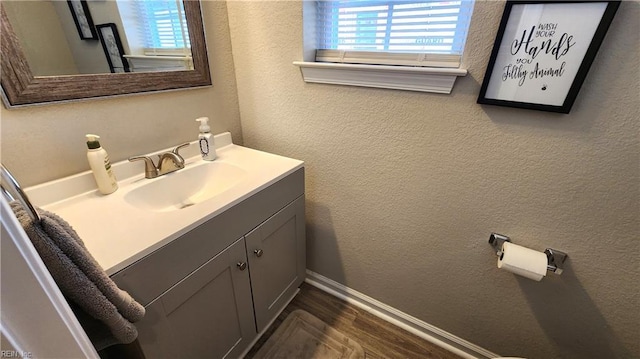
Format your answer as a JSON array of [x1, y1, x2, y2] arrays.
[[305, 270, 500, 359]]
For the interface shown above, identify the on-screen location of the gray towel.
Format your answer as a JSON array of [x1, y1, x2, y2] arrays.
[[10, 202, 145, 351]]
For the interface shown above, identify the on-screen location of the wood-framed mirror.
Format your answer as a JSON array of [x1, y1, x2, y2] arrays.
[[1, 0, 211, 108]]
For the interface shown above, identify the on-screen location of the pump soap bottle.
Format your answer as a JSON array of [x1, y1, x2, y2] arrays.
[[86, 134, 118, 195], [196, 117, 216, 161]]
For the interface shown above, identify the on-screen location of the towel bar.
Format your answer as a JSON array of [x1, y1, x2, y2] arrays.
[[1, 164, 41, 223]]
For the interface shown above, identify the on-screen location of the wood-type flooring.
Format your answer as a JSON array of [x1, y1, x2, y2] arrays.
[[245, 282, 464, 359]]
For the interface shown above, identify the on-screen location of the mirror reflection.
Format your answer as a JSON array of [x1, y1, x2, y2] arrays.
[[3, 0, 193, 77]]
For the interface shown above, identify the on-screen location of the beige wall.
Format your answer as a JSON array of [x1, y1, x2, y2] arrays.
[[226, 1, 639, 358], [1, 1, 242, 187]]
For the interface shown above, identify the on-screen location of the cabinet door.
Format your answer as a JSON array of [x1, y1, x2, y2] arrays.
[[245, 195, 306, 332], [136, 238, 257, 359]]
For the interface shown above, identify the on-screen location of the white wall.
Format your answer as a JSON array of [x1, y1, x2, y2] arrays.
[[226, 1, 639, 358]]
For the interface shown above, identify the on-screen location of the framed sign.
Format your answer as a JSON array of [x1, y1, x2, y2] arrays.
[[67, 0, 98, 40], [477, 1, 620, 113], [96, 24, 130, 73]]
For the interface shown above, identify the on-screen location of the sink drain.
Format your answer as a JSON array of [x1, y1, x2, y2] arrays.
[[179, 202, 195, 209]]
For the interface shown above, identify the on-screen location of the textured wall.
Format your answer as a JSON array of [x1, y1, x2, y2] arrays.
[[226, 1, 639, 358], [1, 1, 242, 187]]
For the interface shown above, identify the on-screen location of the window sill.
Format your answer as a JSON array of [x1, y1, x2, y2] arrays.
[[124, 55, 193, 72], [292, 61, 467, 94]]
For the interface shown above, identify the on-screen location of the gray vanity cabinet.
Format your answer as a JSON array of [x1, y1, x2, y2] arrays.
[[110, 168, 305, 358], [246, 195, 306, 332], [135, 237, 256, 359]]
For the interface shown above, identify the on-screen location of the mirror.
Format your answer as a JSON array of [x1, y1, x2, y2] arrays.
[[3, 0, 195, 76], [1, 0, 211, 108]]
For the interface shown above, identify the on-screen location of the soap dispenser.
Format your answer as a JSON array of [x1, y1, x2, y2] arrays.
[[196, 117, 216, 161], [85, 134, 118, 195]]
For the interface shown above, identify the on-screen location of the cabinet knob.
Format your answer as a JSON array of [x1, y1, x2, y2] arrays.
[[254, 249, 264, 257], [237, 262, 247, 271]]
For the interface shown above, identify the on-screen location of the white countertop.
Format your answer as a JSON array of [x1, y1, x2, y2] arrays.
[[24, 133, 303, 275]]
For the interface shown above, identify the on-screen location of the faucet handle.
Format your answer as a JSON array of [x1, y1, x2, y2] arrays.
[[128, 156, 158, 179], [172, 143, 190, 156]]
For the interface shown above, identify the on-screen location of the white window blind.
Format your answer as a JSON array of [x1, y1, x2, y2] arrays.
[[316, 0, 474, 67], [133, 0, 190, 55]]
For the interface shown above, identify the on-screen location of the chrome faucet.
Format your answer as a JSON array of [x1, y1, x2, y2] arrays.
[[129, 143, 189, 179]]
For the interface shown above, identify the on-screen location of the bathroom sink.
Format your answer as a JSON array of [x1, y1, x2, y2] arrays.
[[124, 162, 247, 212], [25, 133, 304, 275]]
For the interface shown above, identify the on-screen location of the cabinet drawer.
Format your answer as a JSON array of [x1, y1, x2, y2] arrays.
[[112, 168, 304, 306]]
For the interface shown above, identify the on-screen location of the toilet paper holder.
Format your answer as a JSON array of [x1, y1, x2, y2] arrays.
[[488, 233, 568, 275]]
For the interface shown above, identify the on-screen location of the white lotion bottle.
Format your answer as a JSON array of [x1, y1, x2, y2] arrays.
[[86, 134, 118, 195], [196, 117, 216, 161]]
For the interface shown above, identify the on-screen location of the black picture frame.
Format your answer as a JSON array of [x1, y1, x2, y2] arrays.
[[477, 1, 620, 114], [96, 23, 130, 73], [67, 0, 98, 40]]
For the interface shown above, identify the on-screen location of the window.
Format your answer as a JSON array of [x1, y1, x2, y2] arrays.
[[294, 0, 475, 93], [117, 0, 193, 72], [133, 0, 190, 55]]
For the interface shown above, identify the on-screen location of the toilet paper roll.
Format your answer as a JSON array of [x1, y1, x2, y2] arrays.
[[498, 242, 548, 281]]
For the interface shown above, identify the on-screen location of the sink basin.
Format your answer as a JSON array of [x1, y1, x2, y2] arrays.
[[124, 162, 247, 212]]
